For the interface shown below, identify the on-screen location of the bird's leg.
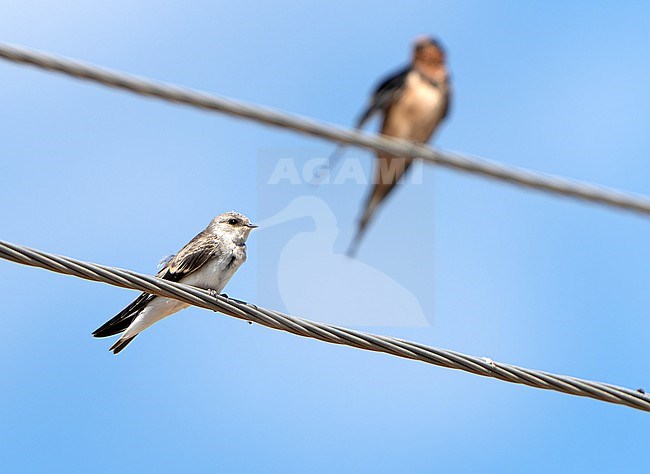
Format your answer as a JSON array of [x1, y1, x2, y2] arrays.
[[206, 290, 251, 324]]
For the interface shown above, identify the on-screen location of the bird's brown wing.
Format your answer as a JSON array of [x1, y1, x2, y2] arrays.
[[157, 231, 220, 282]]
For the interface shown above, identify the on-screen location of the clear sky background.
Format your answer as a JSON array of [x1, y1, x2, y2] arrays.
[[2, 1, 650, 472]]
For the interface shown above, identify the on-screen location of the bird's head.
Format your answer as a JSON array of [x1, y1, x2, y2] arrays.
[[412, 36, 447, 79], [208, 211, 258, 245]]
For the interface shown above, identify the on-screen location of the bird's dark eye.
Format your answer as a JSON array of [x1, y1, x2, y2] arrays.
[[228, 218, 239, 225]]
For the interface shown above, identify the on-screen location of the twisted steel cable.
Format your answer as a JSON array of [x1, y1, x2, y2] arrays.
[[2, 42, 650, 216], [1, 239, 648, 412]]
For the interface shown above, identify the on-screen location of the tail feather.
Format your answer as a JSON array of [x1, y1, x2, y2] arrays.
[[347, 156, 413, 256], [109, 335, 137, 355], [93, 293, 154, 338], [93, 313, 136, 338], [347, 183, 383, 257], [347, 218, 370, 257]]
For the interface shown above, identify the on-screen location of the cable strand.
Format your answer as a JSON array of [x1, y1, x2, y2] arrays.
[[0, 239, 648, 412], [1, 42, 650, 216]]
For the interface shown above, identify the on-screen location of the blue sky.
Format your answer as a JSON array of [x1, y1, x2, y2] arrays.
[[2, 1, 650, 472]]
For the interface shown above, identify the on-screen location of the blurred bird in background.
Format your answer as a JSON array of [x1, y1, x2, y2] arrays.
[[333, 36, 451, 256]]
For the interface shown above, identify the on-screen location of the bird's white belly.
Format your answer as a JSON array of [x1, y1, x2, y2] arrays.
[[122, 252, 244, 338], [386, 73, 445, 142], [123, 296, 190, 337], [182, 255, 240, 293]]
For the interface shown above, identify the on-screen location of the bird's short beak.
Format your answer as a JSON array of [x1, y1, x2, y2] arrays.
[[247, 223, 259, 229]]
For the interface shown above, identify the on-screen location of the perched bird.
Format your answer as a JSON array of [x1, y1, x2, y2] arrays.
[[342, 36, 451, 255], [93, 211, 257, 354]]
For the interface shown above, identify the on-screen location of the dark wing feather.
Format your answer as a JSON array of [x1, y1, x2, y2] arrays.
[[354, 66, 411, 129], [319, 67, 411, 179], [92, 231, 219, 338], [440, 79, 452, 122]]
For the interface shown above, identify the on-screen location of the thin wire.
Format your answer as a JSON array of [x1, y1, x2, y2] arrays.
[[1, 42, 650, 217], [0, 239, 647, 412]]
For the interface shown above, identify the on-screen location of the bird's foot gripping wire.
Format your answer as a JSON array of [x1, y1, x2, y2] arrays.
[[206, 290, 253, 324], [207, 290, 250, 305], [207, 289, 227, 299]]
